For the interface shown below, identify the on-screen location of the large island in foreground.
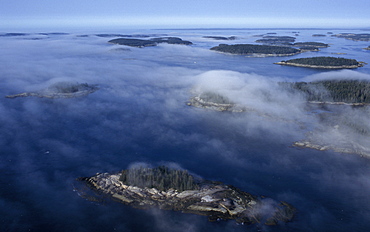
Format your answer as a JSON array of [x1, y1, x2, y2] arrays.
[[78, 166, 296, 226]]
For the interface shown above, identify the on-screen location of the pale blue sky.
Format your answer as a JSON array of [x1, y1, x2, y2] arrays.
[[1, 0, 369, 29]]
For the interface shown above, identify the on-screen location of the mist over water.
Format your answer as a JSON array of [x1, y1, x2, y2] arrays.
[[1, 28, 370, 232]]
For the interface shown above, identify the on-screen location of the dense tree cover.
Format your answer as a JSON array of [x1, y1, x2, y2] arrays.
[[119, 166, 200, 192], [210, 44, 300, 55], [280, 56, 360, 66], [281, 80, 370, 103], [198, 92, 232, 104]]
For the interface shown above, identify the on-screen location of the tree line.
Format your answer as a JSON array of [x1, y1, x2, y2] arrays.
[[119, 166, 200, 192], [281, 80, 370, 103]]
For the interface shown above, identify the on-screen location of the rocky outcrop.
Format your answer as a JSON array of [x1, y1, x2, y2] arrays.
[[187, 96, 246, 112], [6, 82, 98, 99], [77, 172, 296, 225]]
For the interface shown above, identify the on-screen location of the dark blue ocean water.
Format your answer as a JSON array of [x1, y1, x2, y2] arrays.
[[1, 28, 370, 232]]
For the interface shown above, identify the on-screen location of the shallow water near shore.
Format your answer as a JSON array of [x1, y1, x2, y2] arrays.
[[1, 28, 370, 232]]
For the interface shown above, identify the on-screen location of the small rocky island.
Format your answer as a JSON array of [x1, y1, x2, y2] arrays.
[[275, 56, 365, 69], [187, 92, 245, 112], [77, 166, 296, 225], [6, 82, 98, 99], [108, 37, 192, 47], [210, 44, 301, 56]]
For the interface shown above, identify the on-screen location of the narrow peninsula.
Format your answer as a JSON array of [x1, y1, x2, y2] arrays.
[[77, 166, 296, 226]]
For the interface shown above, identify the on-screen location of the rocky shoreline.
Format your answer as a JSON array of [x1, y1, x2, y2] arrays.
[[274, 61, 364, 69], [293, 140, 370, 158], [77, 172, 296, 225]]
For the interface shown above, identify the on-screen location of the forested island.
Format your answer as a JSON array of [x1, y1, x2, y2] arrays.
[[292, 42, 329, 48], [255, 36, 296, 45], [281, 80, 370, 104], [77, 166, 296, 225], [108, 37, 192, 47], [203, 36, 236, 40], [275, 56, 364, 69], [210, 44, 301, 56]]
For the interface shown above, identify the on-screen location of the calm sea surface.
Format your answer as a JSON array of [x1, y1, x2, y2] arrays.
[[1, 28, 370, 232]]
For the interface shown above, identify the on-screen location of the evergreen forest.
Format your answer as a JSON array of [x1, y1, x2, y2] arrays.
[[119, 166, 200, 192], [282, 80, 370, 103]]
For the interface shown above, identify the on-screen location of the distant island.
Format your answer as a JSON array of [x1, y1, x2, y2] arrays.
[[6, 82, 98, 99], [312, 34, 326, 37], [275, 56, 365, 69], [77, 166, 296, 225], [364, 46, 370, 50], [203, 36, 236, 40], [332, 33, 370, 41], [292, 42, 329, 48], [255, 36, 296, 45], [108, 37, 192, 47], [210, 44, 301, 56]]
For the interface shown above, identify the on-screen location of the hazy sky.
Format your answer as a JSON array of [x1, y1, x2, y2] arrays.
[[1, 0, 370, 30]]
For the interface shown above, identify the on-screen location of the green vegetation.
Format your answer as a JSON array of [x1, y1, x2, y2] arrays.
[[119, 166, 200, 192], [210, 44, 300, 55], [279, 56, 361, 67], [282, 80, 370, 103]]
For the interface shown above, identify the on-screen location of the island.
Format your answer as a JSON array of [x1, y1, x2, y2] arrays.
[[77, 166, 296, 225], [281, 80, 370, 104], [108, 37, 192, 48], [292, 42, 329, 48], [312, 34, 326, 37], [203, 36, 236, 40], [255, 36, 296, 45], [6, 82, 98, 99], [210, 44, 301, 56], [332, 33, 370, 41], [364, 46, 370, 50], [282, 80, 370, 157], [187, 92, 246, 112], [275, 56, 365, 69]]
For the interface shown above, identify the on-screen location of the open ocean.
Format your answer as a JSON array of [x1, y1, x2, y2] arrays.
[[1, 28, 370, 232]]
